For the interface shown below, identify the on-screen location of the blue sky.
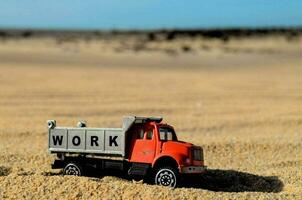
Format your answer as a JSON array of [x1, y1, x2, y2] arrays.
[[0, 0, 302, 30]]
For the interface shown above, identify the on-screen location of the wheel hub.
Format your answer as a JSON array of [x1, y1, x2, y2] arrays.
[[156, 169, 176, 187], [65, 165, 81, 176]]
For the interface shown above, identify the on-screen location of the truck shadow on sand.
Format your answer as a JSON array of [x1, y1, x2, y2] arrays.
[[181, 169, 283, 193], [44, 168, 283, 193]]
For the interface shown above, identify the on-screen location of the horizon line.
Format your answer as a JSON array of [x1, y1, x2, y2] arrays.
[[1, 25, 302, 32]]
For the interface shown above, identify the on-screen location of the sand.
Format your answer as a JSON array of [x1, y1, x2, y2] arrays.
[[0, 35, 302, 199]]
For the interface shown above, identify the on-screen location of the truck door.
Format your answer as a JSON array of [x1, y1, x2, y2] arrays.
[[129, 125, 156, 164]]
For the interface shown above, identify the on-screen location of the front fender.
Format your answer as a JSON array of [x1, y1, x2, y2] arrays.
[[152, 153, 187, 168]]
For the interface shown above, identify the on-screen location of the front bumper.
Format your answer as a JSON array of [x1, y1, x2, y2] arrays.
[[180, 165, 207, 174]]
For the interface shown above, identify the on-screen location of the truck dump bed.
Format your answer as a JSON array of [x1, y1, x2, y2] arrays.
[[49, 127, 124, 156], [48, 116, 162, 157]]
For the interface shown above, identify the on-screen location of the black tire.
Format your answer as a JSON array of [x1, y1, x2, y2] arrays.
[[63, 162, 83, 176], [154, 166, 178, 188]]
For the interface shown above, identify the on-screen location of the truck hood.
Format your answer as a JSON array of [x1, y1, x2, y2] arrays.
[[173, 140, 194, 147], [161, 140, 193, 155]]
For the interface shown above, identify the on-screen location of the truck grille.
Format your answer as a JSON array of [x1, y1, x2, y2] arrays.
[[192, 148, 203, 161]]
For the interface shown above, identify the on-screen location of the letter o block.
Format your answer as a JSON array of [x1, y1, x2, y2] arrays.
[[68, 130, 85, 150]]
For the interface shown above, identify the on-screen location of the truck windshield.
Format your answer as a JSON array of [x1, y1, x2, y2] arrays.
[[159, 127, 177, 141]]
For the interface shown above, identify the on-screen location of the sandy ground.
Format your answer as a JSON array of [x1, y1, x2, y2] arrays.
[[0, 37, 302, 199]]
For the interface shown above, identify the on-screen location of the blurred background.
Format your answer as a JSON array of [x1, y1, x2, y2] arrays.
[[1, 1, 302, 199]]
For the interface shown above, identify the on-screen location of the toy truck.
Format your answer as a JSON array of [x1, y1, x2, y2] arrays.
[[48, 116, 206, 187]]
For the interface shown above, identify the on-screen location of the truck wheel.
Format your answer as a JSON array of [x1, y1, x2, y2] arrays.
[[63, 163, 83, 176], [155, 167, 178, 188]]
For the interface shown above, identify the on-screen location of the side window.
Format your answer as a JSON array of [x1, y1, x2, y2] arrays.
[[146, 129, 153, 140], [137, 129, 144, 139], [159, 131, 166, 140], [159, 127, 175, 141], [135, 126, 154, 140]]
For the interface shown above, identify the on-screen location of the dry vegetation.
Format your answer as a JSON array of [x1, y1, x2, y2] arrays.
[[0, 34, 302, 199]]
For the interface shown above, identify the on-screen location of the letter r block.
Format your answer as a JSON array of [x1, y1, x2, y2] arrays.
[[86, 130, 105, 151]]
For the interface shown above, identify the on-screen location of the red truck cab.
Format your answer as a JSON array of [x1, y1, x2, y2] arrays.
[[126, 120, 206, 187]]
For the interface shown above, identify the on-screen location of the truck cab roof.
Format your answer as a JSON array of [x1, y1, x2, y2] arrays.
[[122, 116, 163, 132]]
